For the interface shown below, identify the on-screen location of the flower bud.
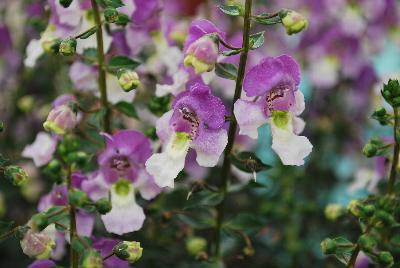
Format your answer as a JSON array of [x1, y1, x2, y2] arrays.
[[375, 210, 395, 226], [320, 238, 337, 254], [20, 229, 55, 259], [361, 204, 375, 218], [47, 159, 62, 174], [68, 189, 89, 207], [113, 241, 143, 263], [348, 200, 362, 217], [373, 107, 387, 117], [59, 0, 73, 8], [117, 69, 140, 92], [66, 151, 89, 166], [378, 251, 394, 267], [42, 38, 61, 55], [185, 237, 207, 256], [324, 204, 345, 221], [362, 143, 378, 158], [4, 165, 29, 186], [81, 250, 103, 268], [59, 37, 77, 56], [43, 105, 78, 135], [104, 8, 119, 23], [184, 34, 219, 74], [95, 198, 112, 214], [279, 9, 308, 35], [382, 79, 400, 107], [358, 234, 376, 252]]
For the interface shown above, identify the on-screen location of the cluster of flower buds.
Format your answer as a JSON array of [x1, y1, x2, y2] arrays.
[[113, 241, 143, 263], [381, 79, 400, 107]]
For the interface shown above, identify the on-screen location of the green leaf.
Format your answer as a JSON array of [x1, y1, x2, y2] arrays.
[[77, 26, 98, 39], [332, 237, 354, 265], [230, 151, 271, 173], [215, 63, 238, 80], [253, 13, 282, 25], [222, 49, 242, 56], [185, 190, 224, 209], [224, 213, 266, 234], [249, 31, 265, 50], [81, 48, 98, 64], [97, 0, 124, 8], [107, 55, 140, 72], [116, 13, 130, 26], [45, 206, 69, 225], [218, 4, 243, 16], [177, 208, 216, 229], [114, 101, 138, 119]]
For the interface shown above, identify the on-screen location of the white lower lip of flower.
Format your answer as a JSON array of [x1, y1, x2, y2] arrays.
[[111, 180, 135, 206]]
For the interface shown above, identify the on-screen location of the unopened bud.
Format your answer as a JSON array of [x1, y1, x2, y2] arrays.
[[378, 251, 394, 267], [184, 34, 219, 74], [185, 237, 207, 256], [59, 37, 77, 56], [104, 8, 119, 23], [113, 241, 143, 263], [279, 9, 308, 35], [348, 200, 362, 217], [95, 198, 112, 214], [118, 69, 140, 92], [43, 105, 78, 135], [324, 204, 345, 221], [66, 151, 89, 166], [361, 204, 375, 218], [320, 238, 337, 254], [4, 165, 29, 186], [81, 250, 103, 268], [362, 143, 377, 158], [68, 189, 89, 207], [375, 210, 395, 226], [20, 229, 55, 259], [358, 234, 376, 252]]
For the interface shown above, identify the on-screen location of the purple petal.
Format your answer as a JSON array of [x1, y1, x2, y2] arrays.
[[184, 19, 226, 52], [92, 237, 130, 268], [134, 169, 162, 200], [76, 211, 95, 237], [81, 172, 109, 201], [28, 260, 56, 268]]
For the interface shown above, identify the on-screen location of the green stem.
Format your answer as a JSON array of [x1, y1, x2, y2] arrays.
[[91, 0, 111, 133], [347, 244, 360, 268], [214, 0, 253, 258], [388, 107, 400, 194], [67, 166, 79, 268]]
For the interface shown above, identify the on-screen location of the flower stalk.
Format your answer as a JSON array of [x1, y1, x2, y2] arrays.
[[214, 0, 253, 258], [91, 0, 111, 133], [388, 107, 400, 194], [67, 166, 79, 268]]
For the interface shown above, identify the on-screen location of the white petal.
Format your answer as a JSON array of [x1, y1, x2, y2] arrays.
[[22, 132, 57, 167], [234, 99, 267, 139], [24, 39, 43, 68], [155, 70, 189, 97], [292, 116, 306, 135], [192, 129, 228, 167], [293, 90, 305, 116]]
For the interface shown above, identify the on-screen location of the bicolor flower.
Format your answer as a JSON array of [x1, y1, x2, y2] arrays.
[[146, 83, 228, 187], [22, 132, 58, 167], [43, 104, 78, 135], [82, 130, 161, 235], [184, 34, 219, 74], [234, 55, 312, 166]]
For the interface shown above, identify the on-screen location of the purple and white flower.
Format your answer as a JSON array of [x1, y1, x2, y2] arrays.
[[82, 130, 161, 235], [234, 55, 312, 166], [22, 132, 58, 167], [146, 83, 228, 187]]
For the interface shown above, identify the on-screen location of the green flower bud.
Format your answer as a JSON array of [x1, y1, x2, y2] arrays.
[[375, 210, 395, 226], [362, 143, 378, 158], [382, 79, 400, 107], [348, 200, 362, 217], [95, 198, 112, 214], [320, 238, 337, 254], [361, 204, 375, 218], [42, 38, 62, 54], [68, 189, 89, 207], [113, 241, 143, 263], [4, 165, 29, 186], [324, 204, 345, 221], [279, 9, 308, 35], [59, 0, 73, 8], [358, 234, 376, 252], [373, 107, 387, 117], [118, 69, 140, 92], [378, 251, 394, 267], [81, 250, 103, 268], [104, 8, 119, 23], [47, 159, 62, 173], [30, 213, 49, 231], [185, 237, 207, 256], [67, 151, 89, 166], [59, 37, 77, 56]]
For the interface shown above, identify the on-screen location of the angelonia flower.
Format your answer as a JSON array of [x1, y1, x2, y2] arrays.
[[117, 69, 140, 92], [234, 55, 312, 166], [113, 241, 143, 263], [20, 229, 56, 259], [280, 9, 308, 35], [22, 132, 57, 167], [82, 130, 161, 235], [184, 34, 219, 74], [146, 83, 228, 187], [43, 104, 78, 135]]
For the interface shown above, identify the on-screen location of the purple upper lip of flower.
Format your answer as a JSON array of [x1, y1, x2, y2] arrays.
[[98, 130, 153, 184]]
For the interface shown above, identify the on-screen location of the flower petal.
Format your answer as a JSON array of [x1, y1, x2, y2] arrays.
[[134, 169, 162, 200], [192, 128, 228, 167], [234, 99, 267, 139], [22, 132, 57, 167]]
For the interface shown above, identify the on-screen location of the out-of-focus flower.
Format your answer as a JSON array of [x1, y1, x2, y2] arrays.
[[234, 55, 312, 165], [146, 83, 227, 187], [27, 259, 56, 268], [20, 229, 56, 259], [184, 34, 219, 74], [43, 105, 78, 135], [22, 132, 58, 167], [81, 250, 103, 268], [4, 165, 29, 186]]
